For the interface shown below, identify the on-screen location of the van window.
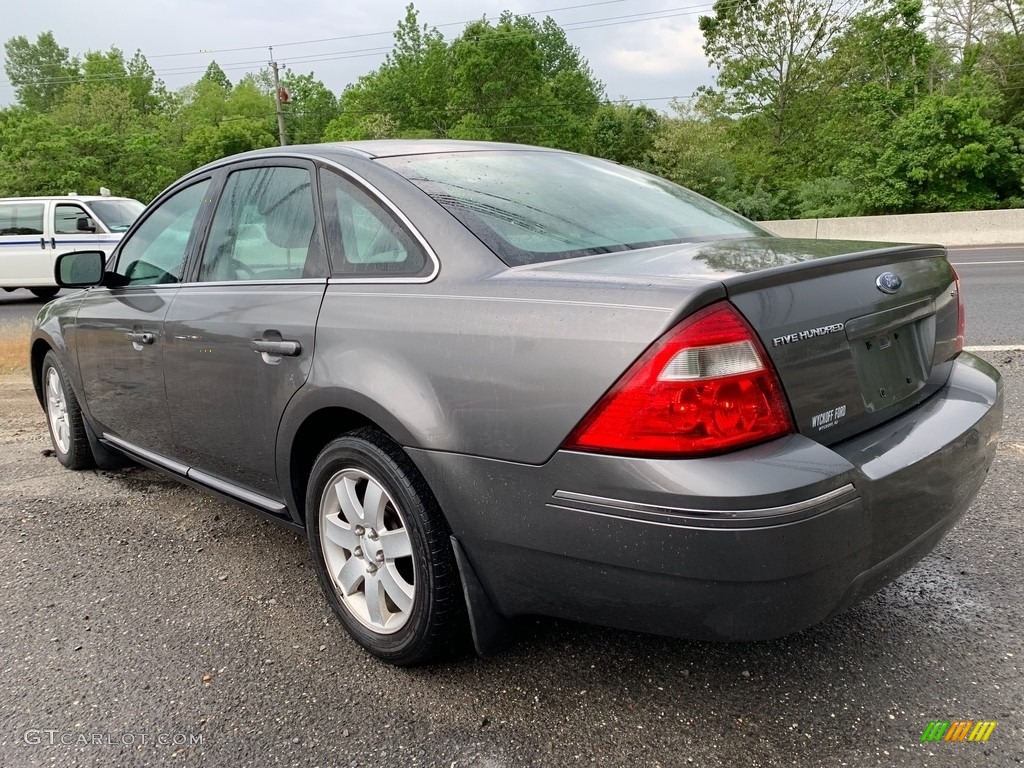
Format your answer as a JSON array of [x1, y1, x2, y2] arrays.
[[0, 203, 45, 236], [54, 204, 92, 235], [89, 199, 144, 232]]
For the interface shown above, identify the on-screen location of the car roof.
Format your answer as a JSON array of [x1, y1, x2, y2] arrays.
[[225, 139, 564, 163], [0, 195, 137, 203]]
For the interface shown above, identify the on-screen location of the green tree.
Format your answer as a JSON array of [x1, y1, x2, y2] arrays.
[[447, 13, 601, 148], [4, 31, 79, 111], [200, 61, 232, 91], [591, 101, 661, 168], [281, 72, 340, 143], [861, 89, 1024, 212], [699, 0, 844, 145]]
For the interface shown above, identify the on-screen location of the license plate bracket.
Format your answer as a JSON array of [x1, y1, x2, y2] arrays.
[[849, 319, 931, 412]]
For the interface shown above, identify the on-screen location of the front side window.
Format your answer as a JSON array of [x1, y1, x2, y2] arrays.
[[0, 203, 45, 236], [319, 169, 426, 277], [199, 166, 322, 282], [115, 180, 211, 286], [380, 151, 766, 266], [54, 204, 92, 235]]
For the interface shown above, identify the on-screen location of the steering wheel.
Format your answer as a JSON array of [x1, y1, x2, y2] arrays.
[[228, 259, 258, 280]]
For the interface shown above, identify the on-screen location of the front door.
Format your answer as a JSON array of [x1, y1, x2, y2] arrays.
[[162, 162, 327, 498], [51, 201, 122, 264], [74, 178, 214, 456]]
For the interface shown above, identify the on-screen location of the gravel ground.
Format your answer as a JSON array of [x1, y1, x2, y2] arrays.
[[0, 353, 1022, 768]]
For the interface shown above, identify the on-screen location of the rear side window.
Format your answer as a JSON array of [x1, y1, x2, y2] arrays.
[[380, 151, 765, 266], [319, 168, 427, 277], [199, 166, 324, 282], [0, 203, 44, 236], [115, 180, 211, 286]]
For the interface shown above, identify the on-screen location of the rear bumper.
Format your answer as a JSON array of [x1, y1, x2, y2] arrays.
[[409, 353, 1002, 641]]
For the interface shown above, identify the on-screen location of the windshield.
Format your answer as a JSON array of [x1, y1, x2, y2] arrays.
[[87, 199, 145, 232], [380, 151, 766, 266]]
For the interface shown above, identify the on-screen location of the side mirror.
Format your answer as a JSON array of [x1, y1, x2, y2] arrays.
[[55, 250, 106, 287], [76, 216, 97, 233]]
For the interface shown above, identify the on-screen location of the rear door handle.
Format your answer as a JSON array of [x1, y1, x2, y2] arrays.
[[126, 331, 156, 345], [251, 339, 301, 357]]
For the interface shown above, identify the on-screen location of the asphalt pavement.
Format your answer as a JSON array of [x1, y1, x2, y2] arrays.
[[949, 246, 1024, 347], [0, 363, 1022, 767]]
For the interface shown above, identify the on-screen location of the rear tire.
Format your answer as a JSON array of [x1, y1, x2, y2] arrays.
[[30, 287, 59, 300], [41, 351, 94, 470], [306, 428, 465, 665]]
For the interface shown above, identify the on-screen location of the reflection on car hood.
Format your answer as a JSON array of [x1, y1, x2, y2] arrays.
[[514, 237, 931, 280]]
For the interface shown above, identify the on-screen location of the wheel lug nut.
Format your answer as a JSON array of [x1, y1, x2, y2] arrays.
[[367, 528, 378, 540], [353, 546, 362, 558], [353, 525, 365, 536], [375, 551, 385, 564], [366, 562, 378, 574]]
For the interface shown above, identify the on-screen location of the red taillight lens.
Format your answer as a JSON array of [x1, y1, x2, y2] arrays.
[[564, 302, 794, 458], [952, 265, 965, 354]]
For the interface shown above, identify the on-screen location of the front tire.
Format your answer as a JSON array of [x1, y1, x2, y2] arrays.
[[30, 287, 59, 300], [41, 351, 94, 469], [306, 428, 465, 665]]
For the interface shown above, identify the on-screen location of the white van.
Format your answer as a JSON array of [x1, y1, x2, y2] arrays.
[[0, 192, 145, 298]]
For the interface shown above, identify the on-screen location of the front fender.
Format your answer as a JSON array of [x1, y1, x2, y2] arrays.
[[29, 292, 87, 408]]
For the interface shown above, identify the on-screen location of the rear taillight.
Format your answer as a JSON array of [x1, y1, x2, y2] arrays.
[[952, 264, 965, 354], [564, 302, 794, 458]]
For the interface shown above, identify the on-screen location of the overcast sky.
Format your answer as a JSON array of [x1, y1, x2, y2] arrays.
[[1, 0, 717, 110]]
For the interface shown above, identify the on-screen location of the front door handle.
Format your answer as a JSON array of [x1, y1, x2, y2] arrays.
[[251, 339, 301, 357], [126, 331, 156, 345]]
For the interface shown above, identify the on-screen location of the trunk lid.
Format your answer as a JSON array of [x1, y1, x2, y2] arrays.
[[518, 236, 961, 445], [719, 238, 960, 445]]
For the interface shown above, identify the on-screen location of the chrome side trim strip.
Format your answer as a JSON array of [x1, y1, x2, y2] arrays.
[[549, 484, 859, 529], [102, 433, 287, 514], [102, 433, 189, 476], [187, 469, 288, 514]]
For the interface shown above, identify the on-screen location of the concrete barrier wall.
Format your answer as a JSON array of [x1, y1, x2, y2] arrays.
[[761, 209, 1024, 247]]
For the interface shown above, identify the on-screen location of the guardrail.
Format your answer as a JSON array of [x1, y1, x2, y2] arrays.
[[761, 209, 1024, 247]]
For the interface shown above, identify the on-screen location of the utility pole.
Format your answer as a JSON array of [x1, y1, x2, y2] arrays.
[[269, 47, 288, 146]]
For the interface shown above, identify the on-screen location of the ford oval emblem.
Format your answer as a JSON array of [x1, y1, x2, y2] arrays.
[[875, 272, 902, 294]]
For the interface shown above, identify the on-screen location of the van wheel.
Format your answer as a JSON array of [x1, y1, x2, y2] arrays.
[[30, 287, 59, 300], [306, 428, 465, 665], [41, 351, 94, 469]]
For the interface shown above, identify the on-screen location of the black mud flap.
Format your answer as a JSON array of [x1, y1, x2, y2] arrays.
[[451, 536, 512, 657]]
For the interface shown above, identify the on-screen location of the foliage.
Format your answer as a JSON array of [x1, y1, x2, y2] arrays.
[[4, 1, 1024, 215]]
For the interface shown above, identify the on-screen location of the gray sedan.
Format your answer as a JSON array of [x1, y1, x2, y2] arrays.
[[30, 141, 1003, 665]]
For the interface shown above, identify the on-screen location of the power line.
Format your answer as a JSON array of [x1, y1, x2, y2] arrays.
[[0, 0, 726, 90], [142, 0, 637, 60]]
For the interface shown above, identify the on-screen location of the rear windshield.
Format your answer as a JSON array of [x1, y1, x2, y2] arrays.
[[380, 151, 765, 266], [88, 199, 145, 232]]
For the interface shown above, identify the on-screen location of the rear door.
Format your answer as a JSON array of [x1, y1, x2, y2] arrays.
[[162, 160, 328, 499], [0, 200, 48, 287]]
